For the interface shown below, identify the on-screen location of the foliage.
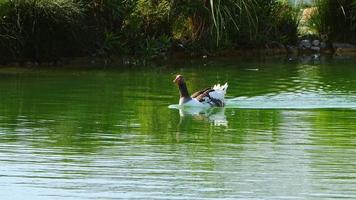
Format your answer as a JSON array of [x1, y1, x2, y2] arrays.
[[172, 0, 300, 48], [0, 0, 85, 62], [235, 0, 300, 46], [311, 0, 356, 42], [122, 0, 172, 56], [208, 0, 258, 47], [0, 0, 304, 64]]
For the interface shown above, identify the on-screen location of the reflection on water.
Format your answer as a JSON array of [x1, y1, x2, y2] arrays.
[[178, 107, 228, 126], [1, 58, 356, 199]]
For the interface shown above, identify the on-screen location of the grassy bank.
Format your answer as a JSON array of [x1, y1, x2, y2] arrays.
[[0, 0, 354, 65]]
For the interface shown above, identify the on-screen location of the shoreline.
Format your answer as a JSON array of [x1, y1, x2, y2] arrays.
[[1, 46, 356, 68]]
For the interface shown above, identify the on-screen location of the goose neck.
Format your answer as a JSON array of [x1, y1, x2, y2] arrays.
[[178, 82, 190, 98]]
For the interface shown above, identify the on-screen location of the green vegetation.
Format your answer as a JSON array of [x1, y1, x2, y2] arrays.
[[306, 0, 356, 42], [0, 0, 355, 64], [0, 0, 300, 63], [0, 0, 85, 63]]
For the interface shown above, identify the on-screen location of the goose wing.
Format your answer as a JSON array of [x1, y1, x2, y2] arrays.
[[191, 87, 211, 98], [194, 88, 224, 107], [190, 83, 228, 107]]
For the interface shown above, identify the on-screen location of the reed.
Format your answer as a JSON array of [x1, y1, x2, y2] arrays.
[[0, 0, 302, 63], [0, 0, 85, 62], [208, 0, 258, 47], [172, 0, 299, 48], [311, 0, 356, 42]]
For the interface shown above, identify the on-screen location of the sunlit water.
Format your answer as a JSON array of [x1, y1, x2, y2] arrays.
[[1, 57, 356, 199]]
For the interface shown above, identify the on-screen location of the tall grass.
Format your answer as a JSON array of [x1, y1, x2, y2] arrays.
[[311, 0, 356, 42], [0, 0, 302, 63], [208, 0, 258, 47], [172, 0, 299, 48], [241, 0, 300, 46], [0, 0, 85, 62], [210, 0, 300, 47]]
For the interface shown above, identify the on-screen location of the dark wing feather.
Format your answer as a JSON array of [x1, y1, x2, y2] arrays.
[[194, 88, 215, 102], [194, 88, 225, 107], [190, 87, 211, 98]]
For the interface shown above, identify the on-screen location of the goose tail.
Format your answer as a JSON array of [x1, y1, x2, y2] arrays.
[[213, 83, 228, 94]]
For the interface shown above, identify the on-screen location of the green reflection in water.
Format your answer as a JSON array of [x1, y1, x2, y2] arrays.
[[0, 57, 356, 199]]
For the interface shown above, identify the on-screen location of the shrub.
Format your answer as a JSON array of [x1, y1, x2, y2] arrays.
[[312, 0, 356, 42], [0, 0, 304, 63], [172, 0, 300, 49], [0, 0, 85, 62], [233, 0, 300, 47]]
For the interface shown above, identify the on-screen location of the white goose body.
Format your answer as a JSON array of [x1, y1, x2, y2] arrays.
[[174, 75, 228, 108], [179, 98, 204, 107]]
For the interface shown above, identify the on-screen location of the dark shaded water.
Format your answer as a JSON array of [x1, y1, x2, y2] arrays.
[[1, 57, 356, 199]]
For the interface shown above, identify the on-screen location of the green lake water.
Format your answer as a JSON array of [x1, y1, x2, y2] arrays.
[[1, 57, 356, 199]]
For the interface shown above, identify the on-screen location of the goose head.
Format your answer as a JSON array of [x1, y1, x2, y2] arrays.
[[173, 74, 191, 102], [173, 74, 184, 84]]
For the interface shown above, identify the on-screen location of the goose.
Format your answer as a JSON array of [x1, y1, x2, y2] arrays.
[[173, 74, 228, 107]]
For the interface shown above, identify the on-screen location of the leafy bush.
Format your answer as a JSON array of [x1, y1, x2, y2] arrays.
[[312, 0, 356, 42], [172, 0, 300, 49], [0, 0, 85, 62], [0, 0, 303, 64], [233, 0, 300, 47], [121, 0, 172, 56]]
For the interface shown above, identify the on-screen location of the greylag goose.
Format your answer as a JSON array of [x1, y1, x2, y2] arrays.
[[173, 74, 228, 107]]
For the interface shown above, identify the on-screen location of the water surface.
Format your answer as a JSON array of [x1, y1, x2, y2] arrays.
[[1, 57, 356, 199]]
